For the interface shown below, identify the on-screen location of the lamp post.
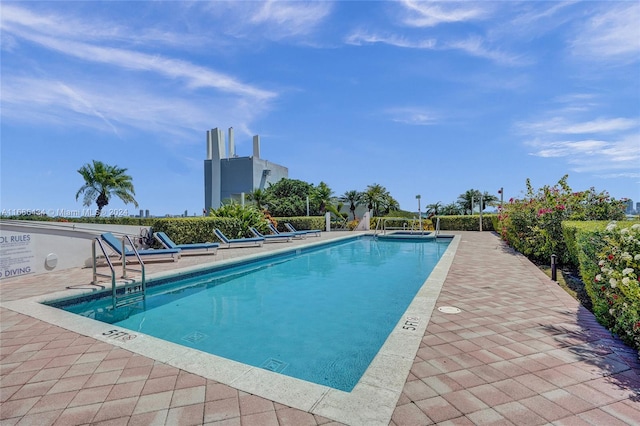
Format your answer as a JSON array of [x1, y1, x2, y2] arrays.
[[498, 187, 504, 212], [416, 195, 421, 234]]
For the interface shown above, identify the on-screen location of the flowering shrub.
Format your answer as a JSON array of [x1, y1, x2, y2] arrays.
[[593, 222, 640, 352], [499, 175, 626, 266]]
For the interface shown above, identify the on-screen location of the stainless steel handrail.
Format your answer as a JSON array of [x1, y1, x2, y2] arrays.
[[92, 238, 116, 294]]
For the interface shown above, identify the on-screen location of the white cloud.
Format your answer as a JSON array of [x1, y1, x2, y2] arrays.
[[570, 2, 640, 62], [398, 0, 489, 27], [250, 0, 332, 36], [520, 117, 639, 135], [445, 36, 529, 66], [384, 107, 440, 126], [2, 4, 275, 101], [345, 30, 436, 49]]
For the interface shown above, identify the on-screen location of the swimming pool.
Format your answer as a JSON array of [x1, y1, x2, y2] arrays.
[[48, 236, 450, 392]]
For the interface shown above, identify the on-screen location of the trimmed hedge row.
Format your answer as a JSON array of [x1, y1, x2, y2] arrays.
[[272, 216, 326, 232], [150, 217, 242, 244], [435, 214, 496, 231], [562, 220, 640, 353]]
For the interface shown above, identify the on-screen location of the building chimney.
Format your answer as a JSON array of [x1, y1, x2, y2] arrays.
[[253, 135, 260, 158], [228, 127, 235, 157]]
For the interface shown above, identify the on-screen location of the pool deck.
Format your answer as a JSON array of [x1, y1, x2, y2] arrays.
[[1, 231, 639, 425]]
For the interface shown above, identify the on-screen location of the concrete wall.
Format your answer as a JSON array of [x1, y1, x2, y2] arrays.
[[220, 157, 288, 203], [0, 221, 150, 281], [221, 157, 254, 201]]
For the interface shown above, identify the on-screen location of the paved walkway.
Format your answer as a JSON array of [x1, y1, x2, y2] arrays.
[[1, 231, 638, 425]]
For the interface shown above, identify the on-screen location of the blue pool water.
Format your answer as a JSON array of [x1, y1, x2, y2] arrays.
[[54, 236, 450, 391]]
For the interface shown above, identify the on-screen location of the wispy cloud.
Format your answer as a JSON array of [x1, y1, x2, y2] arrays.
[[526, 135, 640, 173], [1, 76, 267, 141], [345, 30, 436, 49], [384, 107, 440, 126], [520, 117, 639, 135], [398, 0, 489, 27], [1, 4, 277, 140], [250, 0, 333, 37], [569, 2, 640, 62], [445, 36, 529, 66]]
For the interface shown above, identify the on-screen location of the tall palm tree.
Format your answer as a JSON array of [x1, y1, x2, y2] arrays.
[[312, 181, 334, 214], [339, 190, 361, 220], [76, 160, 138, 217], [457, 189, 499, 214], [426, 201, 442, 216], [362, 183, 388, 216]]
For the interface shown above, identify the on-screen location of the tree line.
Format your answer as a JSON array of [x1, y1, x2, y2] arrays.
[[74, 160, 501, 218]]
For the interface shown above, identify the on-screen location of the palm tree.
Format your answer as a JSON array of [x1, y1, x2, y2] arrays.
[[457, 189, 499, 214], [312, 181, 334, 214], [440, 202, 463, 215], [76, 160, 138, 217], [362, 183, 397, 216], [339, 190, 361, 220], [247, 188, 268, 210], [426, 202, 442, 216]]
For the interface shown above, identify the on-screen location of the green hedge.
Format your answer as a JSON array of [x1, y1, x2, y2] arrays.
[[562, 220, 640, 352], [562, 221, 613, 268], [562, 221, 611, 323], [434, 214, 496, 231], [150, 217, 242, 244], [272, 216, 325, 232]]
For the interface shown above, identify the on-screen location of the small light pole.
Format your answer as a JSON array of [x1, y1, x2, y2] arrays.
[[551, 254, 557, 281], [498, 187, 504, 213], [479, 194, 484, 231], [416, 195, 422, 234]]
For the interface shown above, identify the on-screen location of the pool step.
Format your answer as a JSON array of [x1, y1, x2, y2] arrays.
[[115, 283, 145, 308]]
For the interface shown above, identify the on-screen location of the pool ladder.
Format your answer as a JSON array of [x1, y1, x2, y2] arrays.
[[92, 235, 147, 309]]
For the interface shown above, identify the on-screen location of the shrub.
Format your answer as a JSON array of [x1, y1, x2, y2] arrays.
[[499, 175, 626, 266], [435, 215, 495, 231], [272, 216, 325, 232], [208, 203, 268, 237], [592, 222, 640, 352], [151, 217, 240, 244]]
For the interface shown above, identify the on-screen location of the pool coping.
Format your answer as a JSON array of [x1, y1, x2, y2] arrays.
[[0, 233, 460, 426]]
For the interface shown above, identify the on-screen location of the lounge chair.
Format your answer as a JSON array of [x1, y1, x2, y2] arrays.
[[154, 232, 219, 255], [100, 232, 180, 262], [267, 223, 306, 239], [285, 223, 321, 237], [249, 227, 292, 243], [214, 229, 264, 248]]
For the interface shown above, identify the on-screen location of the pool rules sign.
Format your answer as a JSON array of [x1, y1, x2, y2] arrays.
[[0, 232, 35, 279]]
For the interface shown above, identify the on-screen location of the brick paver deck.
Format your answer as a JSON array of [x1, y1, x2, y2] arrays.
[[1, 231, 638, 425]]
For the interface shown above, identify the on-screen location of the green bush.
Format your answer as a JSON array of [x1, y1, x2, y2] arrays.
[[435, 215, 495, 231], [151, 217, 240, 244], [498, 175, 626, 266], [272, 216, 325, 232], [589, 222, 639, 352]]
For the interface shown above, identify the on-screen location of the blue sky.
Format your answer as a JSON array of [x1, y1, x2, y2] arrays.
[[1, 1, 639, 217]]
